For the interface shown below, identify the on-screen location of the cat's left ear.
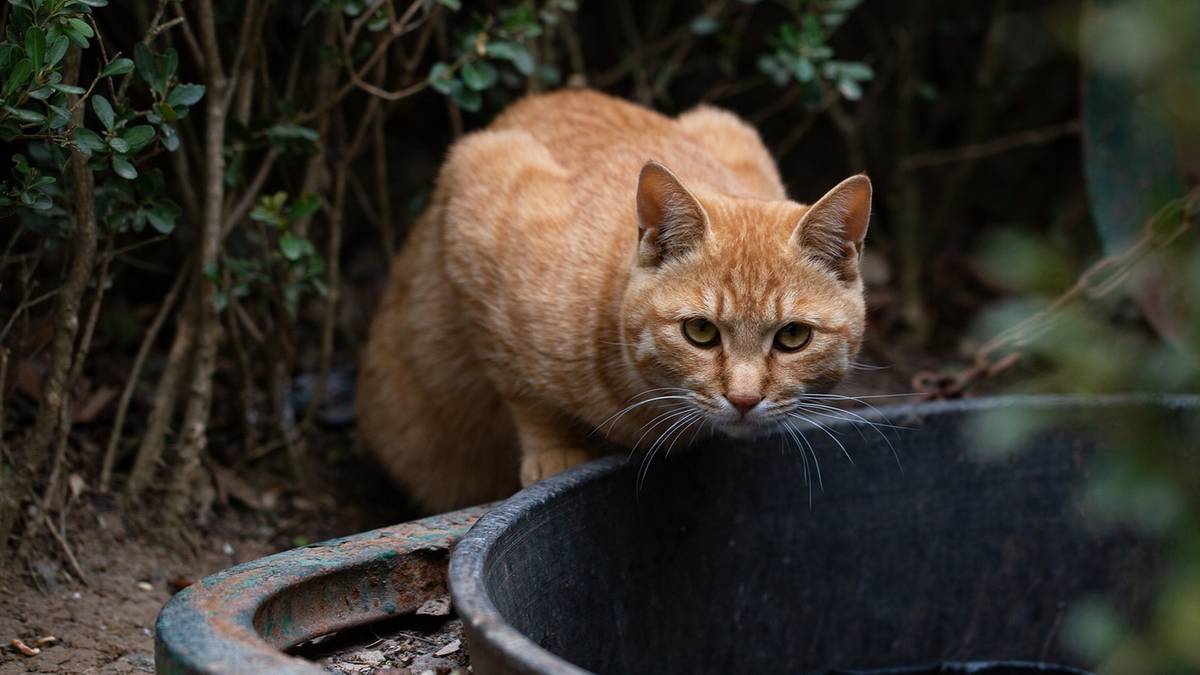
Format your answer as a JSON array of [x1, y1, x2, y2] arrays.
[[636, 161, 708, 267], [790, 174, 871, 282]]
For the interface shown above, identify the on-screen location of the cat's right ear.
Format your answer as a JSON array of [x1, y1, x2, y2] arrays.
[[636, 161, 708, 267]]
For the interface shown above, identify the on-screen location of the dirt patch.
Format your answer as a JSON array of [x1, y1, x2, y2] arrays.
[[0, 428, 422, 674]]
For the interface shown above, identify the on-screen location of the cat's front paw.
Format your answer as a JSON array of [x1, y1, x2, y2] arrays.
[[520, 448, 591, 487]]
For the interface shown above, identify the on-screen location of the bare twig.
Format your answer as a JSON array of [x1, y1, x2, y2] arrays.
[[100, 265, 187, 492], [898, 120, 1081, 171], [43, 512, 89, 587], [221, 147, 280, 239]]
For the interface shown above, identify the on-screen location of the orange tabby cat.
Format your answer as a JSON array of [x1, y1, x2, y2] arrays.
[[357, 90, 870, 512]]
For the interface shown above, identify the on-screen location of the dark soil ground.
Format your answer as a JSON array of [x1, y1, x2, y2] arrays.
[[0, 301, 947, 674]]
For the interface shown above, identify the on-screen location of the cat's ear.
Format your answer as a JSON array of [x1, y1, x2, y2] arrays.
[[636, 161, 708, 267], [790, 174, 871, 282]]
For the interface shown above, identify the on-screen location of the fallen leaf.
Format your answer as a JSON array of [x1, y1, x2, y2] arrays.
[[207, 462, 261, 510], [168, 576, 193, 594], [14, 359, 44, 401], [68, 474, 85, 499], [434, 639, 461, 657], [72, 385, 117, 423]]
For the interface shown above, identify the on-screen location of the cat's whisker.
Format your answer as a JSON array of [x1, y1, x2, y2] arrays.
[[780, 419, 813, 506], [794, 398, 905, 471], [850, 361, 891, 371], [665, 412, 705, 459], [797, 392, 919, 401], [630, 406, 696, 457], [792, 401, 912, 432], [638, 411, 701, 493], [788, 412, 850, 468], [786, 416, 826, 491], [595, 394, 693, 437]]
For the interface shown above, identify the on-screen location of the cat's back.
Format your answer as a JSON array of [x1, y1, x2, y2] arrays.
[[489, 90, 753, 198]]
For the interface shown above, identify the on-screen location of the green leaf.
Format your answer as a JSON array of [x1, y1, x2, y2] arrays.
[[837, 78, 862, 100], [111, 155, 138, 180], [145, 200, 179, 234], [67, 18, 94, 39], [264, 123, 319, 143], [486, 41, 535, 76], [461, 60, 498, 91], [91, 95, 115, 130], [25, 26, 46, 70], [108, 136, 130, 153], [4, 106, 46, 124], [73, 127, 107, 154], [155, 102, 177, 123], [100, 57, 133, 78], [689, 15, 720, 35], [120, 124, 156, 152], [279, 232, 305, 260], [535, 63, 561, 86], [47, 103, 70, 129], [77, 0, 110, 5], [3, 59, 33, 98], [27, 86, 54, 100], [45, 36, 69, 67], [166, 83, 205, 107], [427, 62, 455, 95], [159, 123, 179, 151], [50, 83, 86, 94], [286, 193, 321, 221], [792, 56, 815, 82], [449, 80, 481, 112], [134, 43, 155, 85], [436, 0, 462, 9]]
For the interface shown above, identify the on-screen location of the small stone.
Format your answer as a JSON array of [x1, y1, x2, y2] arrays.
[[221, 542, 235, 556], [416, 596, 451, 617], [136, 581, 153, 591], [357, 649, 385, 666]]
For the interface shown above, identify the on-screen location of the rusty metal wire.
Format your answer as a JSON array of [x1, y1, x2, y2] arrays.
[[913, 187, 1200, 399]]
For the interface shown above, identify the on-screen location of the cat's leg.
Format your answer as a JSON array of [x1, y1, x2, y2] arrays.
[[676, 105, 787, 200], [507, 402, 592, 486]]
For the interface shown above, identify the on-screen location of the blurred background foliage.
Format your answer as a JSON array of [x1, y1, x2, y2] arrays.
[[0, 0, 1197, 672]]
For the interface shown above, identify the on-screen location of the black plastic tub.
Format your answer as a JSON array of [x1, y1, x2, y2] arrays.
[[449, 395, 1200, 674]]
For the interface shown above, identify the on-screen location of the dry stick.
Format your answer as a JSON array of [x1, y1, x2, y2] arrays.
[[0, 347, 8, 445], [370, 67, 395, 260], [898, 120, 1082, 172], [223, 291, 258, 454], [220, 147, 279, 240], [100, 266, 187, 491], [126, 292, 194, 496], [164, 0, 230, 524], [9, 47, 99, 551], [44, 512, 89, 587]]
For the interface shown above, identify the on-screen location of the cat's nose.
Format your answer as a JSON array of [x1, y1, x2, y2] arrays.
[[726, 393, 762, 416]]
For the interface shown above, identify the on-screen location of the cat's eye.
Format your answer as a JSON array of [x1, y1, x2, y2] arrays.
[[682, 318, 720, 348], [773, 323, 813, 352]]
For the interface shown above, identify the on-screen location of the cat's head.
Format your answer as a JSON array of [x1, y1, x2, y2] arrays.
[[622, 161, 870, 440]]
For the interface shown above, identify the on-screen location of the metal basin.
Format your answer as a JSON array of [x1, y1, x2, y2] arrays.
[[450, 396, 1198, 674]]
